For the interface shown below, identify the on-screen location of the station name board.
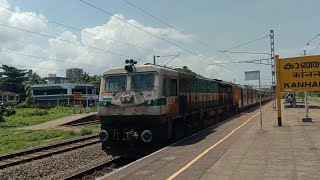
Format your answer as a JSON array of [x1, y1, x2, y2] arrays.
[[277, 56, 320, 92]]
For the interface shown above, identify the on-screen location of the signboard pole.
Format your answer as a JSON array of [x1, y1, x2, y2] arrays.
[[275, 55, 282, 126], [244, 70, 263, 130], [305, 91, 308, 117], [73, 98, 75, 114], [259, 74, 262, 130]]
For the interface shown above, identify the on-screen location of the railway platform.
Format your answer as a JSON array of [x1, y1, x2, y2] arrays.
[[99, 101, 320, 180]]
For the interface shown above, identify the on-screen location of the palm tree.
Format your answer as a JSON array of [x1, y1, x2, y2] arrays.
[[91, 75, 101, 94], [22, 72, 46, 105], [78, 72, 92, 84]]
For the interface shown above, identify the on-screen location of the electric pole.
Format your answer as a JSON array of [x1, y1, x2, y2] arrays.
[[270, 30, 276, 109]]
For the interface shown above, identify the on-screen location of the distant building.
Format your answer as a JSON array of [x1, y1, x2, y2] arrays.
[[66, 68, 83, 81], [31, 83, 97, 108], [0, 91, 19, 106], [44, 74, 69, 84]]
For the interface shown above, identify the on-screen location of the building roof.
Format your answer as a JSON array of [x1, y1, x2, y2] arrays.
[[0, 91, 19, 95], [31, 83, 94, 90]]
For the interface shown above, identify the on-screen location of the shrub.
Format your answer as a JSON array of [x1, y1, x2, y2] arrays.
[[4, 106, 16, 116], [0, 104, 16, 117], [21, 109, 48, 117], [68, 130, 76, 136], [17, 101, 29, 108], [80, 128, 93, 136]]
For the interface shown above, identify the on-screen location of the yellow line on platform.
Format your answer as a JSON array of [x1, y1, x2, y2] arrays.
[[166, 103, 272, 180]]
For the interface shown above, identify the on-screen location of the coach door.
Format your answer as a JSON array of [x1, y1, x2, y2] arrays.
[[241, 89, 244, 107], [164, 78, 179, 117]]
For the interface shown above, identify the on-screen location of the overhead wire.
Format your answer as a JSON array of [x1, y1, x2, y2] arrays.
[[211, 58, 271, 65], [0, 49, 108, 69], [218, 50, 270, 55], [121, 0, 208, 46], [1, 63, 65, 72], [220, 35, 270, 52], [310, 41, 320, 55]]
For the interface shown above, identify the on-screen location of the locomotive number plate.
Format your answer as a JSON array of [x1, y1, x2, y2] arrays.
[[107, 107, 125, 112], [133, 107, 147, 113]]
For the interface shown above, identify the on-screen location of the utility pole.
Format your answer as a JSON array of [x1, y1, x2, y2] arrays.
[[302, 50, 312, 122], [270, 30, 276, 109], [153, 55, 160, 65]]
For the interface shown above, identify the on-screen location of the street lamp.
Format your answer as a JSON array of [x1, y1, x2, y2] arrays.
[[153, 54, 180, 66], [153, 55, 160, 65]]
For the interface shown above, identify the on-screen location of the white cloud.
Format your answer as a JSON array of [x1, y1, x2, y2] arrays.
[[0, 4, 223, 81], [0, 0, 47, 51], [0, 0, 49, 75]]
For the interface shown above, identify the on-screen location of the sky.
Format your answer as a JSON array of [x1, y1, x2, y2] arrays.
[[0, 0, 320, 86]]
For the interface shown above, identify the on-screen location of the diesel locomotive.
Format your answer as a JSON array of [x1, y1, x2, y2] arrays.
[[98, 60, 271, 157]]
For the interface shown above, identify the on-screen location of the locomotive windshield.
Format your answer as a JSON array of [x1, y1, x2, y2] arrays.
[[105, 75, 127, 92], [131, 73, 155, 92]]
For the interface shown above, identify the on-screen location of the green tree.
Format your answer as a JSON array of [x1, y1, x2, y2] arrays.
[[174, 66, 203, 77], [74, 72, 101, 94], [91, 75, 101, 94], [22, 72, 46, 105], [0, 65, 28, 100], [77, 72, 92, 84]]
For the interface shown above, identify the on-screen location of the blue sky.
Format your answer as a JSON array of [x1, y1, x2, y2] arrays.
[[2, 0, 320, 85]]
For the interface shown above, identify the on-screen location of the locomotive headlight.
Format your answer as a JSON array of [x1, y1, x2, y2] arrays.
[[141, 130, 152, 143], [99, 130, 108, 142], [121, 95, 126, 103], [147, 100, 152, 105], [125, 95, 132, 102]]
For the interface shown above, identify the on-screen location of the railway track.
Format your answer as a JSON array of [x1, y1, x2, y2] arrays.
[[0, 134, 100, 169], [63, 157, 134, 180], [68, 120, 101, 126]]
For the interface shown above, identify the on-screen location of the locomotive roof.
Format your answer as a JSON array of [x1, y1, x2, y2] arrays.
[[101, 64, 232, 85], [102, 64, 178, 76]]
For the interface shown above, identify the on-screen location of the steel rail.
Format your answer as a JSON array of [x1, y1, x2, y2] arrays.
[[0, 134, 100, 169]]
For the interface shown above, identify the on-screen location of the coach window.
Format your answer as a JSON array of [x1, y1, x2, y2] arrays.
[[132, 73, 155, 92], [164, 78, 177, 96], [105, 75, 127, 92]]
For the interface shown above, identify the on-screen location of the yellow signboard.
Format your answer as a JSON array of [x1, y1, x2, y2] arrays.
[[74, 92, 83, 100], [277, 55, 320, 92]]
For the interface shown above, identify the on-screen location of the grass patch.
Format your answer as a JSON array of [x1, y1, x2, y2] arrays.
[[1, 107, 97, 128], [0, 107, 99, 155], [0, 129, 81, 155], [309, 96, 320, 103], [82, 124, 101, 134]]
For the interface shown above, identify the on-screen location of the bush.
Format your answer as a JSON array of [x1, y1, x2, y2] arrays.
[[4, 106, 16, 116], [17, 101, 29, 108], [0, 104, 16, 117], [21, 109, 48, 117], [80, 128, 93, 136], [68, 130, 76, 136]]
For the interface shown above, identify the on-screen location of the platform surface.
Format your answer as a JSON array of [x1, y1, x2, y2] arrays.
[[100, 101, 320, 180]]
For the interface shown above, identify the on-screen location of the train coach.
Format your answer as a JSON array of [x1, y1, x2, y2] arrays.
[[98, 60, 271, 157]]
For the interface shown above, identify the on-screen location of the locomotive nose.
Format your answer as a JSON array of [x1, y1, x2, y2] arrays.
[[99, 130, 108, 141]]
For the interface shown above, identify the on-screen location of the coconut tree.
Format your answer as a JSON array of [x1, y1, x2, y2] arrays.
[[22, 72, 46, 105]]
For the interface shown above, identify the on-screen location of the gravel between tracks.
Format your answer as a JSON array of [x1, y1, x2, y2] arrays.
[[0, 143, 111, 180]]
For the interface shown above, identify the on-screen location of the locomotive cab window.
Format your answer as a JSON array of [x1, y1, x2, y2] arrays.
[[164, 78, 177, 96], [105, 75, 127, 92], [131, 73, 155, 92]]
